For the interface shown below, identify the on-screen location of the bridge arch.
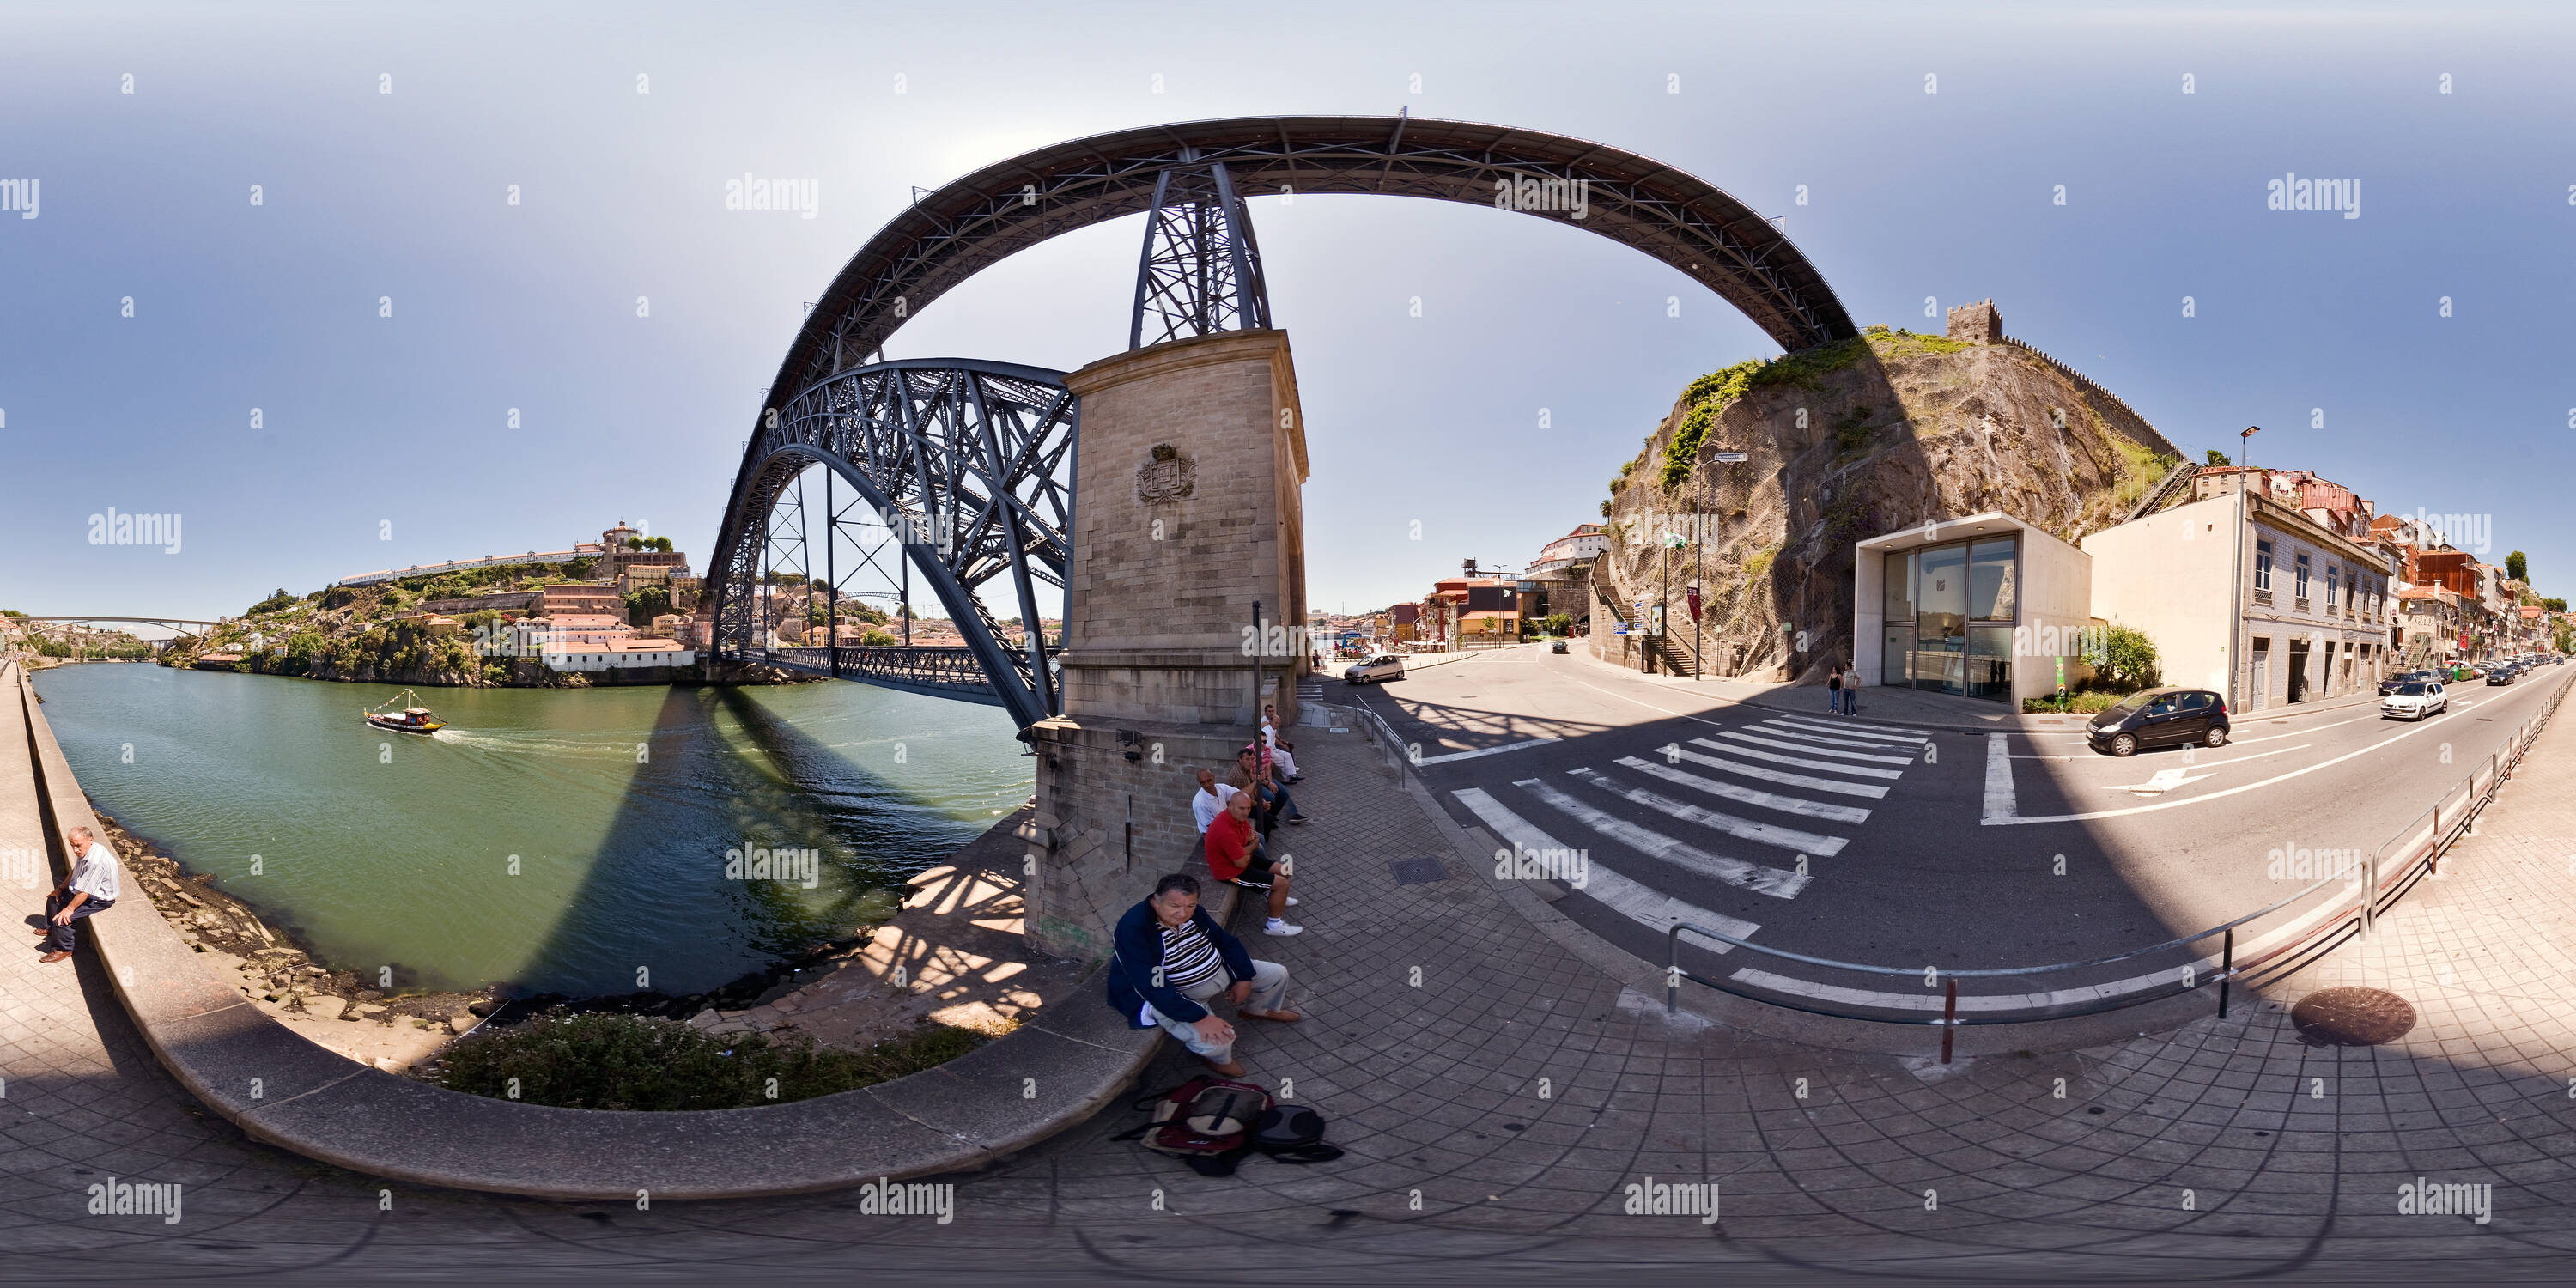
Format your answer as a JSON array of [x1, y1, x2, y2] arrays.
[[712, 357, 1075, 728], [711, 115, 1855, 722]]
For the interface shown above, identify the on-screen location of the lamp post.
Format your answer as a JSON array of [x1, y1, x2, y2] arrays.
[[2239, 424, 2260, 469]]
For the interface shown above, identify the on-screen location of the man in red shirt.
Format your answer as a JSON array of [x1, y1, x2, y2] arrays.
[[1203, 789, 1302, 936]]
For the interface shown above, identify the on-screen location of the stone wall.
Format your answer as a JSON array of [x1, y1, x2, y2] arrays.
[[1021, 717, 1251, 960]]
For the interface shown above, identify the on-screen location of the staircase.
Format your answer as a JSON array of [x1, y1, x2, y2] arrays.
[[2124, 459, 2200, 524], [1591, 560, 1702, 677]]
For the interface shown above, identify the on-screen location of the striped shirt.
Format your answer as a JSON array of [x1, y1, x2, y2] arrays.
[[1157, 918, 1228, 991]]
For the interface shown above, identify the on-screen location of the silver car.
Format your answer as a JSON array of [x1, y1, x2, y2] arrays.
[[1345, 653, 1407, 684]]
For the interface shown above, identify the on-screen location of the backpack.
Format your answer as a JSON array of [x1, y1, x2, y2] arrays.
[[1252, 1104, 1343, 1163], [1114, 1079, 1343, 1174]]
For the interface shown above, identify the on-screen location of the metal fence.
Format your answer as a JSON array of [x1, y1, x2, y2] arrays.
[[1665, 673, 2572, 1045]]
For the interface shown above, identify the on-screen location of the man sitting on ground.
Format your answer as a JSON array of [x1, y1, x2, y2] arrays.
[[1190, 767, 1241, 835], [1228, 744, 1308, 835], [39, 825, 118, 965], [1106, 873, 1301, 1078], [1206, 787, 1301, 936]]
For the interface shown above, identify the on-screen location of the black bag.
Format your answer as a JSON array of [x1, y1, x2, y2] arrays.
[[1252, 1104, 1343, 1163]]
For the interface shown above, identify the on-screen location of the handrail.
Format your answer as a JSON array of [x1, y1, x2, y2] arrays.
[[1664, 671, 2570, 1027]]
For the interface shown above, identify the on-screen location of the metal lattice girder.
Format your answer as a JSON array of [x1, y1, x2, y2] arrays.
[[759, 114, 1855, 408], [1129, 150, 1272, 349], [708, 357, 1075, 729]]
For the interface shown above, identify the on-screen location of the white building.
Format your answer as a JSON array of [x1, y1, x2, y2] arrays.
[[1855, 513, 2094, 708]]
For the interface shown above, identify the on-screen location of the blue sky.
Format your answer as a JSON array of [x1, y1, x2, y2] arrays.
[[3, 1, 2571, 626]]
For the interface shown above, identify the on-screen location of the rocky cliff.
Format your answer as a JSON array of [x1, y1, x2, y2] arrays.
[[1600, 324, 2183, 681]]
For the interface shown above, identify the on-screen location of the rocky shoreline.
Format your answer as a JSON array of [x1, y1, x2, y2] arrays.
[[87, 800, 926, 1073]]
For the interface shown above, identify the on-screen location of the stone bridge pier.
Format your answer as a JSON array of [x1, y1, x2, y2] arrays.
[[1021, 329, 1310, 959]]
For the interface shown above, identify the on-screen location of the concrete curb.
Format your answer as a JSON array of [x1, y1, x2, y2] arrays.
[[11, 664, 1172, 1200]]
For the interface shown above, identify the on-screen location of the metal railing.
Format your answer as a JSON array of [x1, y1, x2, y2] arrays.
[[1665, 672, 2571, 1043]]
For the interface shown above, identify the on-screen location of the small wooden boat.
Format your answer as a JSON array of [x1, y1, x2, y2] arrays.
[[362, 690, 446, 735]]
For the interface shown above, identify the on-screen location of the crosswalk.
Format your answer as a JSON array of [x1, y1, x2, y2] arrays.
[[1450, 711, 1931, 951]]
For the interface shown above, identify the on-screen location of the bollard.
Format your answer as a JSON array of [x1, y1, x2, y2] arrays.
[[1939, 979, 1958, 1064], [2218, 927, 2233, 1019]]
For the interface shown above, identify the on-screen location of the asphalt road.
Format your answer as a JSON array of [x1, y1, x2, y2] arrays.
[[1337, 642, 2573, 1011]]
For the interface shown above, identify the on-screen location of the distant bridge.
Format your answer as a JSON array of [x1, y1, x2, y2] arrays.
[[4, 617, 224, 634]]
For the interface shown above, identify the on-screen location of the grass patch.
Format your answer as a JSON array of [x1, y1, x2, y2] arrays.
[[1741, 546, 1777, 581], [427, 1008, 993, 1111], [2021, 689, 2130, 715]]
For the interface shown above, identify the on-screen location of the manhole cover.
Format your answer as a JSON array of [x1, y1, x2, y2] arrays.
[[2290, 987, 2416, 1046], [1390, 855, 1451, 885]]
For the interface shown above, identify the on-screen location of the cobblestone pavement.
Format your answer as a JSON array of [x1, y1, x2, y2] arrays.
[[6, 709, 2576, 1284]]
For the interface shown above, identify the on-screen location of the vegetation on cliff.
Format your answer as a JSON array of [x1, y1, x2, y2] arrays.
[[1599, 325, 2184, 683]]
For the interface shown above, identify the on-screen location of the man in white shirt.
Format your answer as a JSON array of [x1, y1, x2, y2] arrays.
[[1260, 705, 1301, 782], [1190, 768, 1241, 834], [40, 825, 119, 963]]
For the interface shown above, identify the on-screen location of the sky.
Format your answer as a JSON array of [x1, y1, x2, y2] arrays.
[[3, 1, 2573, 629]]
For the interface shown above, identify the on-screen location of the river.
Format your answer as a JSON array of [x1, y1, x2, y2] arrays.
[[28, 664, 1031, 997]]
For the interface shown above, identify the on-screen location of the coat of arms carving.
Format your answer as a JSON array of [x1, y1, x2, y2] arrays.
[[1137, 442, 1196, 503]]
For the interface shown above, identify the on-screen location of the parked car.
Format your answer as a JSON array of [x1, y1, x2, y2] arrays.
[[1550, 639, 1569, 654], [2488, 665, 2517, 685], [2381, 679, 2449, 720], [2086, 686, 2230, 756], [1345, 653, 1407, 683], [2380, 669, 2434, 697]]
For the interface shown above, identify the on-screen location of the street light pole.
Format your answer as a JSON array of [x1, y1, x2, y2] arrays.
[[2239, 424, 2260, 469]]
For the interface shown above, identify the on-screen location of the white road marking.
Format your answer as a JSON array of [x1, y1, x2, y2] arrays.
[[1561, 767, 1850, 859], [1765, 713, 1934, 738], [1753, 720, 1923, 750], [1520, 775, 1821, 890], [1416, 736, 1562, 765], [1714, 729, 1915, 766], [2106, 766, 2216, 795], [1765, 715, 1929, 744], [1665, 744, 1891, 798], [1452, 787, 1760, 945], [1687, 737, 1904, 780], [1982, 733, 2015, 825], [1611, 756, 1874, 823]]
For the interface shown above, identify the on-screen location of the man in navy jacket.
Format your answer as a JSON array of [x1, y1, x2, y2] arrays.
[[1107, 873, 1301, 1076]]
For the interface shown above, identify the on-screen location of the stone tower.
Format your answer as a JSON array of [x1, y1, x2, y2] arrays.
[[1946, 298, 2003, 343]]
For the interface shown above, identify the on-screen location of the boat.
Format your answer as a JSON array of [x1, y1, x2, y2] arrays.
[[362, 690, 446, 735]]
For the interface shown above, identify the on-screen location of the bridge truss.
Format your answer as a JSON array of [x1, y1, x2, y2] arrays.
[[709, 357, 1076, 728]]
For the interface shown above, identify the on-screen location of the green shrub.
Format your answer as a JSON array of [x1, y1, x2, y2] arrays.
[[428, 1009, 990, 1111], [2083, 623, 2160, 690], [1742, 547, 1776, 581]]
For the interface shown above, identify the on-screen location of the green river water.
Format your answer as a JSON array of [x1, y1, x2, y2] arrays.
[[29, 663, 1031, 997]]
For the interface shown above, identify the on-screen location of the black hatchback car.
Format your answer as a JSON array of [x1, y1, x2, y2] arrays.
[[2488, 664, 2518, 685], [2087, 686, 2231, 756]]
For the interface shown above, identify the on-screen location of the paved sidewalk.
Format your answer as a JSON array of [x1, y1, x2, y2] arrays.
[[9, 677, 2576, 1280]]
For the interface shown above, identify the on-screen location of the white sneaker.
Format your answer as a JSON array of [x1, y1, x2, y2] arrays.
[[1285, 896, 1299, 906], [1265, 919, 1303, 936]]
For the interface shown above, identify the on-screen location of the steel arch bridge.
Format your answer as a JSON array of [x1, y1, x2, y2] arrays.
[[711, 357, 1076, 728], [708, 114, 1855, 726]]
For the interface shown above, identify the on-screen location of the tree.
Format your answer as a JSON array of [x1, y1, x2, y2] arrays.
[[2546, 598, 2567, 614], [649, 536, 673, 552], [2084, 623, 2161, 691], [250, 587, 296, 615], [624, 585, 673, 627], [2202, 449, 2231, 466], [2506, 550, 2529, 583]]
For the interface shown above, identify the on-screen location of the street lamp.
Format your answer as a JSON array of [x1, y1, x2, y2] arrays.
[[2239, 425, 2260, 469]]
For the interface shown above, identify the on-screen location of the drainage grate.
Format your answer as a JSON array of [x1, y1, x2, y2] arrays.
[[2290, 987, 2417, 1046], [1389, 855, 1451, 885]]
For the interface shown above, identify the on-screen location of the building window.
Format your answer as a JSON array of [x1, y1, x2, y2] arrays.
[[2294, 552, 2312, 604], [2254, 540, 2274, 596], [2327, 565, 2339, 610]]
